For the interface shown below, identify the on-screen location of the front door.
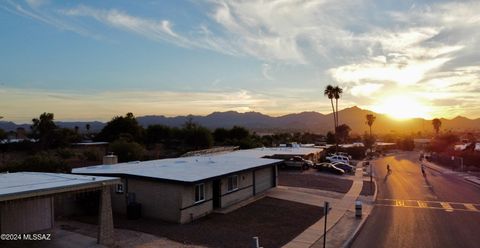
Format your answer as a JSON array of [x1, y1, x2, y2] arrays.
[[212, 179, 221, 209]]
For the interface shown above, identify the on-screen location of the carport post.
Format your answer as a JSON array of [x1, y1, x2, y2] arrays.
[[98, 185, 114, 246]]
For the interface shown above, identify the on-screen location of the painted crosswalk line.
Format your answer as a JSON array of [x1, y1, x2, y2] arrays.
[[376, 199, 480, 212]]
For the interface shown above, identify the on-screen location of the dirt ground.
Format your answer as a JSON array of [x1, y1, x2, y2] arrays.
[[360, 181, 375, 196], [278, 169, 353, 193], [111, 197, 323, 248]]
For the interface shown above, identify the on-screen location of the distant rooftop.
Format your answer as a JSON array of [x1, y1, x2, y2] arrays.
[[0, 172, 119, 201], [220, 147, 323, 159], [73, 147, 322, 183]]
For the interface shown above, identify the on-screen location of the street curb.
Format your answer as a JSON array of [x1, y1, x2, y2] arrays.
[[424, 161, 448, 174], [341, 161, 378, 248], [424, 161, 480, 188]]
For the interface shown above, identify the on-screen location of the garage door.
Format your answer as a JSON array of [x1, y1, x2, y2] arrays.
[[255, 166, 275, 194]]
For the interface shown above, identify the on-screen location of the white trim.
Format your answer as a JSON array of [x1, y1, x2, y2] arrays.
[[194, 183, 205, 203], [227, 175, 239, 192]]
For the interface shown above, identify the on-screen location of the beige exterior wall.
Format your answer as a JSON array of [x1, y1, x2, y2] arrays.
[[0, 197, 53, 233], [107, 165, 276, 224], [179, 182, 213, 223], [127, 178, 182, 223], [255, 166, 274, 194], [111, 179, 127, 214], [220, 171, 254, 208]]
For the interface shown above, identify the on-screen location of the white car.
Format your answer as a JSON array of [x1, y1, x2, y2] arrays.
[[326, 155, 350, 164], [335, 152, 352, 160]]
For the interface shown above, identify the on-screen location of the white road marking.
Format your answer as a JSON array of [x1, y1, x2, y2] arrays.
[[464, 204, 479, 212], [417, 201, 427, 208], [440, 202, 454, 212]]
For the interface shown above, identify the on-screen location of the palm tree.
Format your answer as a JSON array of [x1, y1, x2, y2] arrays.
[[432, 118, 442, 135], [324, 85, 336, 132], [333, 86, 343, 128], [366, 114, 376, 136]]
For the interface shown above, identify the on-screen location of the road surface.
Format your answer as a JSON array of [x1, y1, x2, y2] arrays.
[[352, 151, 480, 248]]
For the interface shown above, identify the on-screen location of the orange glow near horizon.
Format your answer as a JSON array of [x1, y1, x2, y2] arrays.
[[370, 95, 432, 120]]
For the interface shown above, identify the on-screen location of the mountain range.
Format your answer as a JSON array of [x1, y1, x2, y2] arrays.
[[1, 106, 479, 135]]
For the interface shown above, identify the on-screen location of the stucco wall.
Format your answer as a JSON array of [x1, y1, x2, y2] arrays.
[[127, 178, 182, 223], [220, 171, 254, 208], [0, 197, 53, 233], [255, 166, 274, 194], [111, 179, 127, 214], [179, 182, 213, 223]]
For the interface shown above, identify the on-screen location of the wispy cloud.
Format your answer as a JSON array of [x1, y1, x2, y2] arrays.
[[1, 1, 480, 119], [60, 5, 190, 47]]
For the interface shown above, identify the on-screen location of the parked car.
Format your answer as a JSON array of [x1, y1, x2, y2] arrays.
[[284, 156, 313, 170], [331, 162, 355, 174], [335, 152, 352, 160], [326, 155, 350, 164], [315, 162, 345, 175]]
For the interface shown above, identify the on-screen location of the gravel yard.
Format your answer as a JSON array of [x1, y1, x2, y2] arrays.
[[360, 180, 376, 196], [114, 197, 323, 248], [279, 169, 353, 193]]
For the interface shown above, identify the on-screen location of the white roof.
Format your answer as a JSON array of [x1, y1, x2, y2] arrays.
[[73, 155, 282, 183], [222, 147, 323, 158], [73, 147, 321, 183], [0, 172, 119, 201]]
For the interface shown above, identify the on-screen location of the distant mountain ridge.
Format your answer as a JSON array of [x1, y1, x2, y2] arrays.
[[1, 106, 479, 134]]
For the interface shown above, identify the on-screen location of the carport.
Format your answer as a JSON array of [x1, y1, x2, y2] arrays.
[[0, 172, 120, 245]]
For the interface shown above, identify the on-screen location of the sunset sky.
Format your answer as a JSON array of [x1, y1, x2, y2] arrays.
[[1, 0, 479, 123]]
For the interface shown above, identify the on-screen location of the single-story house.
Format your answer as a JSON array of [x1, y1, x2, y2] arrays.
[[73, 155, 283, 224], [0, 172, 119, 245]]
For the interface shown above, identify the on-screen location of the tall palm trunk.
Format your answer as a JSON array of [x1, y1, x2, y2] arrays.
[[330, 99, 336, 133], [335, 98, 339, 128]]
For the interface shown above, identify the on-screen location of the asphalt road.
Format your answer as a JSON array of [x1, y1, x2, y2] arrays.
[[352, 151, 480, 248]]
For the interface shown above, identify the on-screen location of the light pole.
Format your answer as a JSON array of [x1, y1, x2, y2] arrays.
[[323, 201, 330, 248]]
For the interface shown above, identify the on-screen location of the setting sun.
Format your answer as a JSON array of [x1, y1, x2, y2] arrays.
[[371, 95, 432, 119]]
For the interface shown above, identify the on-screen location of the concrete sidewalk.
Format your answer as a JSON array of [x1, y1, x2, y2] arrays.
[[424, 160, 480, 186], [275, 162, 365, 248]]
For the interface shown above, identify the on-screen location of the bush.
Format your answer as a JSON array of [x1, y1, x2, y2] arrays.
[[82, 149, 101, 162], [2, 152, 69, 173], [109, 139, 145, 162], [56, 148, 75, 159]]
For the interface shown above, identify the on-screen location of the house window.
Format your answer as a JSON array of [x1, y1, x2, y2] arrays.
[[227, 175, 238, 192], [116, 184, 124, 194], [195, 183, 205, 203]]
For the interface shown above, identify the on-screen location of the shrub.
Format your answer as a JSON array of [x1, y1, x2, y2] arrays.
[[82, 149, 101, 162], [2, 152, 69, 173], [56, 148, 75, 159], [109, 139, 145, 162]]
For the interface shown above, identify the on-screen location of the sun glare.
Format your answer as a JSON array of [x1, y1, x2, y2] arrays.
[[371, 95, 431, 120]]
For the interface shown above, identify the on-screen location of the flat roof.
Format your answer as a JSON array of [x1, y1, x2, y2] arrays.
[[222, 147, 323, 158], [73, 155, 282, 183], [0, 172, 120, 202]]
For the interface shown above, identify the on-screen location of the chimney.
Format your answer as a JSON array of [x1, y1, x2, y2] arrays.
[[103, 153, 118, 165]]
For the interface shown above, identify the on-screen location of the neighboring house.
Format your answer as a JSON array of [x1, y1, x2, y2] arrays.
[[0, 172, 119, 245], [73, 155, 282, 223], [73, 147, 323, 224]]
